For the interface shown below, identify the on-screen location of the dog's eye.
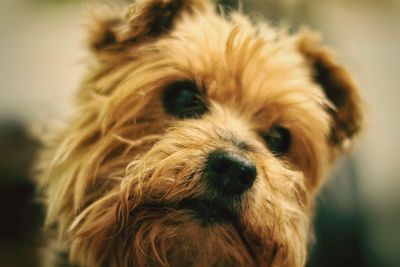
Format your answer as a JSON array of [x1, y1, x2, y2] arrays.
[[261, 126, 291, 155], [163, 80, 207, 119]]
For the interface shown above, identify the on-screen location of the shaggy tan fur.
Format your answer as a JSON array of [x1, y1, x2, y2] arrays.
[[36, 0, 363, 266]]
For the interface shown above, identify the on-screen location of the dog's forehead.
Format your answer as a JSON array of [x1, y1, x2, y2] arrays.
[[155, 11, 325, 116]]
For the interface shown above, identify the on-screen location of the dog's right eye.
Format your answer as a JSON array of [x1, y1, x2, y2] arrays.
[[162, 81, 207, 119], [260, 126, 292, 156]]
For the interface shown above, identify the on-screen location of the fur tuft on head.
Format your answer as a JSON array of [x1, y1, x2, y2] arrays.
[[88, 0, 210, 57]]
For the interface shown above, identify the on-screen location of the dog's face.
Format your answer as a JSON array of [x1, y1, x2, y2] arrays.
[[38, 1, 363, 267]]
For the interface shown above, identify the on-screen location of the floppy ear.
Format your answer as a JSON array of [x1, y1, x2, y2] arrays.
[[88, 0, 208, 55], [297, 30, 364, 148]]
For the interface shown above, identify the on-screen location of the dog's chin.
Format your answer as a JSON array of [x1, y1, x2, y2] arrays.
[[177, 198, 239, 226], [139, 198, 240, 227]]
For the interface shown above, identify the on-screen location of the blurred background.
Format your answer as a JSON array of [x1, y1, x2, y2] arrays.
[[0, 0, 399, 266]]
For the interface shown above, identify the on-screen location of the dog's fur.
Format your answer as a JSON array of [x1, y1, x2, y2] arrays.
[[36, 0, 363, 266]]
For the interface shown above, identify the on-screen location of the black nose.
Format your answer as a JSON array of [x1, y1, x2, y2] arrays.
[[206, 150, 257, 195]]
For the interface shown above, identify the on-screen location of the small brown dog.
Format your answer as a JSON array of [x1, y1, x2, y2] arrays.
[[36, 0, 363, 266]]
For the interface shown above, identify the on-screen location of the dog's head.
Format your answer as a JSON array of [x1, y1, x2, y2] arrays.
[[38, 1, 363, 266]]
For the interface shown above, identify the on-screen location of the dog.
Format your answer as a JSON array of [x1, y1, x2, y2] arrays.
[[36, 0, 363, 266]]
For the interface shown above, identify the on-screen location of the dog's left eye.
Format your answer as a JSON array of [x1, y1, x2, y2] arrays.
[[260, 126, 292, 155], [162, 80, 207, 119]]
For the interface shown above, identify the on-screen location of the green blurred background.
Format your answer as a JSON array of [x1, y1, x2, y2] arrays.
[[0, 0, 399, 266]]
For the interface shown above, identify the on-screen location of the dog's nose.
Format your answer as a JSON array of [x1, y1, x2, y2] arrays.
[[206, 150, 257, 195]]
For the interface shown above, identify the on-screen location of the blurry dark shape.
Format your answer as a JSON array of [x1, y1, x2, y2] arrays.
[[0, 119, 42, 267], [0, 120, 39, 182], [307, 159, 369, 267]]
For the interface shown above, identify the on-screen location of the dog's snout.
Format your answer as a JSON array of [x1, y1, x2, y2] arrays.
[[206, 150, 256, 195]]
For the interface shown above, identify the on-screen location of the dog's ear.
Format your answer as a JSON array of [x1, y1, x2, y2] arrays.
[[297, 30, 363, 148], [88, 0, 208, 55]]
